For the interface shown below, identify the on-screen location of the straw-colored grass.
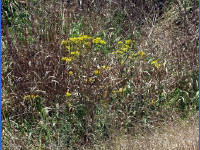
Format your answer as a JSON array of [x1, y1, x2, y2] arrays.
[[91, 113, 199, 150]]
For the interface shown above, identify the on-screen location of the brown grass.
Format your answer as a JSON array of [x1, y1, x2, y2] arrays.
[[91, 113, 199, 150]]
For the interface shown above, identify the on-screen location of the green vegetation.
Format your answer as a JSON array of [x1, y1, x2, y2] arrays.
[[1, 0, 198, 149]]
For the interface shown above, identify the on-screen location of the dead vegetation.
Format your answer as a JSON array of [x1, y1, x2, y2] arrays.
[[90, 112, 199, 150]]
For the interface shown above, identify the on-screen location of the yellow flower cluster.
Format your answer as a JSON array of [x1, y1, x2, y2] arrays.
[[113, 39, 134, 55], [137, 51, 146, 56], [121, 44, 130, 52], [65, 35, 93, 44], [24, 94, 39, 100], [125, 39, 133, 45], [119, 87, 125, 93], [65, 92, 72, 97], [117, 41, 123, 45], [84, 42, 91, 47], [121, 60, 125, 64], [61, 35, 93, 59], [66, 46, 70, 50], [70, 51, 80, 56], [93, 37, 107, 45], [93, 65, 110, 76], [102, 65, 110, 70], [117, 39, 134, 45], [151, 60, 166, 69], [61, 52, 79, 63], [69, 71, 73, 76], [132, 50, 146, 57], [61, 40, 70, 45], [94, 69, 101, 76], [112, 90, 118, 94], [61, 35, 107, 64], [61, 57, 73, 63], [84, 77, 95, 83], [61, 35, 106, 49]]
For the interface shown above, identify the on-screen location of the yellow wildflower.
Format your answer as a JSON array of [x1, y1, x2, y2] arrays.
[[77, 37, 83, 41], [137, 51, 146, 56], [70, 51, 80, 56], [65, 92, 72, 97], [122, 44, 130, 49], [61, 57, 73, 63], [151, 60, 158, 65], [119, 87, 125, 93], [117, 41, 123, 45], [84, 41, 91, 47], [125, 39, 132, 45], [70, 51, 75, 55], [79, 35, 92, 41], [112, 90, 118, 94], [121, 60, 125, 64], [94, 69, 100, 76], [66, 46, 70, 50], [102, 65, 110, 70], [93, 37, 107, 45], [151, 60, 162, 69], [75, 51, 80, 56], [69, 37, 80, 44], [69, 37, 76, 41], [69, 71, 73, 76], [61, 57, 66, 61], [154, 63, 161, 69], [121, 47, 128, 52], [24, 94, 38, 100], [66, 57, 72, 62], [61, 40, 68, 45], [89, 78, 95, 83]]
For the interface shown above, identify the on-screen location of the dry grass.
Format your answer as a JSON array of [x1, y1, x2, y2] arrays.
[[138, 2, 199, 94], [91, 113, 199, 150]]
